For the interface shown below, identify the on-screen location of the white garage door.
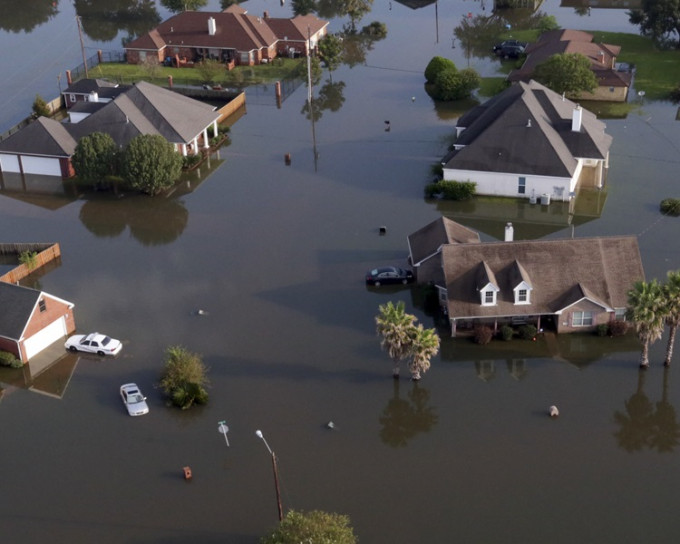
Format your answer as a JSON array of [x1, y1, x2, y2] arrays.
[[23, 317, 67, 360], [21, 156, 62, 177], [0, 153, 21, 173]]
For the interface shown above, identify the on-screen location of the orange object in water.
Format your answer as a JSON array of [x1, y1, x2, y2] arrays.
[[183, 466, 192, 480]]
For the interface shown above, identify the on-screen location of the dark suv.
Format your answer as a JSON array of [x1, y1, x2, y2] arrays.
[[493, 40, 527, 59]]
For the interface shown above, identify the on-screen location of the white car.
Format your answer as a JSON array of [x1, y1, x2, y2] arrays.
[[65, 332, 122, 356], [120, 383, 149, 416]]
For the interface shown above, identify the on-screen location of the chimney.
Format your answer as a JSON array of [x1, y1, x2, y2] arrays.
[[208, 17, 216, 36], [598, 50, 605, 64], [504, 222, 514, 242], [571, 104, 582, 132], [88, 91, 99, 103], [264, 11, 269, 18]]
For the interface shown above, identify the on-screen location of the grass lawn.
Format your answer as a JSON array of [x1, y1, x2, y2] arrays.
[[89, 57, 306, 88]]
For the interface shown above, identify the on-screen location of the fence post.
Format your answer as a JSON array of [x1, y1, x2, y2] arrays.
[[97, 50, 103, 64]]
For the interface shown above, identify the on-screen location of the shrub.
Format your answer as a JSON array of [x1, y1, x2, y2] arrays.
[[159, 345, 209, 410], [596, 323, 609, 337], [424, 56, 456, 84], [500, 325, 514, 341], [518, 325, 537, 340], [473, 325, 493, 345], [32, 94, 50, 117], [19, 251, 38, 270], [0, 351, 23, 368], [182, 154, 202, 168], [425, 180, 476, 200], [660, 198, 680, 216], [609, 320, 628, 337], [430, 67, 481, 101]]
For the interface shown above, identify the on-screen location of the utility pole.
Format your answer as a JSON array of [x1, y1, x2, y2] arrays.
[[76, 15, 89, 79], [306, 26, 313, 105]]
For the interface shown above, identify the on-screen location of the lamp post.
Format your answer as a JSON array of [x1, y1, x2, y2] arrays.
[[255, 430, 283, 522]]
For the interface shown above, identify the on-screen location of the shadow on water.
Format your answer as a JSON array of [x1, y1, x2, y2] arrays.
[[379, 379, 438, 447]]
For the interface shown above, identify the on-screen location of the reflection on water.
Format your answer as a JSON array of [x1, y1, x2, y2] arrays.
[[0, 0, 59, 33], [0, 348, 79, 400], [74, 0, 161, 43], [379, 380, 438, 447], [614, 368, 680, 453]]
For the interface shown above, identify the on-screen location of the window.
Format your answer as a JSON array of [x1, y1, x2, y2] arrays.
[[615, 308, 626, 321], [484, 291, 494, 305], [518, 177, 526, 195], [38, 299, 46, 312], [69, 94, 75, 103], [572, 311, 593, 327], [518, 289, 527, 302]]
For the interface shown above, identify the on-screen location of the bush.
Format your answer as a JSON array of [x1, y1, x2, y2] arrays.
[[660, 198, 680, 216], [518, 325, 537, 340], [182, 154, 202, 168], [32, 94, 51, 117], [0, 351, 23, 368], [596, 323, 609, 337], [500, 325, 514, 341], [159, 345, 210, 410], [429, 67, 481, 101], [473, 325, 493, 345], [426, 180, 476, 200], [424, 56, 456, 84], [19, 250, 38, 270], [609, 320, 628, 337]]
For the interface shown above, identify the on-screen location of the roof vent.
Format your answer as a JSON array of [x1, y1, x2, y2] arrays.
[[208, 17, 216, 36], [504, 222, 514, 242], [526, 119, 531, 128]]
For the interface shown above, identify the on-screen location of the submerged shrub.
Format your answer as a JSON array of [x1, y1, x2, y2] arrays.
[[660, 198, 680, 216], [473, 325, 493, 345], [609, 320, 628, 337], [0, 351, 22, 368], [596, 323, 609, 337], [500, 325, 514, 341], [425, 180, 476, 200], [518, 325, 537, 340]]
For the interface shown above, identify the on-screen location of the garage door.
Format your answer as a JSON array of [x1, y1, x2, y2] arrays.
[[21, 156, 62, 177], [23, 317, 67, 360], [0, 153, 21, 173]]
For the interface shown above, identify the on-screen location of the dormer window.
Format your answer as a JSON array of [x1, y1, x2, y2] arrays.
[[518, 289, 527, 302], [480, 285, 498, 306], [484, 291, 494, 304]]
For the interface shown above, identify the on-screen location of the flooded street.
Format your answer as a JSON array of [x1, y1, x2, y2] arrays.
[[2, 1, 680, 543]]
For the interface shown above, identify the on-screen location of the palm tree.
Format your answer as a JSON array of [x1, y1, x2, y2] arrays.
[[376, 301, 416, 378], [662, 270, 680, 367], [407, 323, 440, 381], [627, 279, 665, 368]]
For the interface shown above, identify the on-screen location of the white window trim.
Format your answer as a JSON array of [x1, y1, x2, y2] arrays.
[[513, 282, 532, 305], [572, 310, 593, 327]]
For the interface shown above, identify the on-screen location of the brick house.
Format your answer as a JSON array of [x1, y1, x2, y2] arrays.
[[0, 282, 76, 363]]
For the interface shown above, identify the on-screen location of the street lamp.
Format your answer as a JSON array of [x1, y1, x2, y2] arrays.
[[255, 429, 283, 522]]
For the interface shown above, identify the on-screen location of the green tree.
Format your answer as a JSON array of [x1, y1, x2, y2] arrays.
[[319, 33, 344, 75], [662, 270, 680, 366], [291, 0, 317, 15], [627, 279, 666, 368], [345, 0, 374, 33], [160, 0, 207, 13], [261, 510, 357, 544], [159, 345, 209, 409], [407, 323, 440, 381], [32, 94, 50, 117], [628, 0, 680, 48], [533, 53, 598, 96], [376, 301, 416, 378], [72, 132, 119, 184], [122, 134, 183, 195], [430, 67, 480, 101], [424, 56, 456, 84]]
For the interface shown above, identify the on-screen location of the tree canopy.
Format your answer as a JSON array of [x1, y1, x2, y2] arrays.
[[260, 510, 357, 544], [122, 134, 183, 195], [628, 0, 680, 48], [159, 345, 209, 409], [319, 33, 344, 73], [161, 0, 208, 13], [532, 53, 598, 96], [424, 56, 456, 84], [72, 132, 119, 184]]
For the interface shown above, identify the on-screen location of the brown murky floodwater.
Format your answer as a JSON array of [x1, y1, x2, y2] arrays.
[[2, 2, 680, 543]]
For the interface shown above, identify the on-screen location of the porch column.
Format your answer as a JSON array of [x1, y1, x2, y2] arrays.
[[192, 137, 199, 155], [202, 128, 210, 148], [181, 144, 188, 157], [537, 315, 541, 331], [212, 120, 218, 136], [451, 319, 457, 338]]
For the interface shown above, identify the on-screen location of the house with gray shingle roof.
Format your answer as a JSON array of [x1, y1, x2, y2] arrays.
[[0, 282, 76, 363], [124, 6, 328, 67], [441, 79, 612, 202], [508, 29, 632, 102], [407, 218, 644, 336], [0, 80, 222, 179]]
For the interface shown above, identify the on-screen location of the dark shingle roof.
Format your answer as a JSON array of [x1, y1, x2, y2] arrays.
[[0, 117, 77, 157], [440, 236, 644, 319], [443, 80, 612, 178], [0, 282, 41, 340], [408, 217, 480, 266]]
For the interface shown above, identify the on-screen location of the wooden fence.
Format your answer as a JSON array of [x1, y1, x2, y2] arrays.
[[0, 243, 61, 284]]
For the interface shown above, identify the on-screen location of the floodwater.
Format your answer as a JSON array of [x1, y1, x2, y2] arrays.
[[1, 1, 680, 543]]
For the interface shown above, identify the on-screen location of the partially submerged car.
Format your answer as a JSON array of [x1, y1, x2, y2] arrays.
[[65, 332, 122, 356], [120, 383, 149, 416], [365, 266, 414, 287], [493, 40, 527, 59]]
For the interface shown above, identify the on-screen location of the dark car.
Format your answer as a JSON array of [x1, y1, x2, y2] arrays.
[[365, 266, 414, 287], [493, 40, 526, 59]]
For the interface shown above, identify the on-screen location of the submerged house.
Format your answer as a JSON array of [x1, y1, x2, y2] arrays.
[[407, 218, 644, 336], [441, 80, 612, 202], [124, 5, 329, 67], [508, 29, 632, 102]]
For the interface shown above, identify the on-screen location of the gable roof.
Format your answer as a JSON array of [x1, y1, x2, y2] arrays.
[[509, 29, 631, 89], [442, 80, 612, 178], [63, 78, 125, 96], [0, 117, 77, 158], [408, 216, 480, 266], [440, 236, 644, 320], [125, 10, 327, 53]]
